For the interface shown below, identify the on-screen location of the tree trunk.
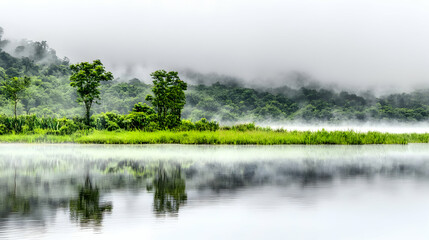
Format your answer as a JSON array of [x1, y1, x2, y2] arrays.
[[14, 99, 17, 132], [86, 106, 90, 126], [85, 102, 91, 126], [14, 100, 17, 120]]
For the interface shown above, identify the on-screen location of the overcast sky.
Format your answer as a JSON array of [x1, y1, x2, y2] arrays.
[[0, 0, 428, 90]]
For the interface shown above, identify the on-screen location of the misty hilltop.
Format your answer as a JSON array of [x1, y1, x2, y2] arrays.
[[1, 27, 429, 123], [1, 0, 429, 90]]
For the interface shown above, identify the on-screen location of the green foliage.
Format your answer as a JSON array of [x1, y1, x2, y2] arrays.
[[146, 70, 187, 129], [72, 130, 429, 145], [0, 126, 428, 145], [176, 119, 195, 131], [0, 123, 6, 135], [0, 112, 221, 135], [2, 43, 429, 124], [2, 28, 429, 124], [69, 60, 113, 124], [0, 114, 78, 134], [106, 121, 119, 131], [195, 118, 219, 131], [124, 112, 156, 130], [92, 112, 123, 131], [58, 118, 78, 135], [145, 122, 160, 132], [132, 102, 155, 114], [1, 76, 31, 119], [231, 123, 256, 131]]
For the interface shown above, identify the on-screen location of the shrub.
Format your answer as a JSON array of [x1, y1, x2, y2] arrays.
[[145, 122, 159, 132], [0, 124, 7, 135], [124, 112, 156, 130], [45, 129, 61, 135], [58, 118, 78, 135], [132, 102, 156, 114], [176, 119, 195, 131], [231, 123, 256, 131], [0, 112, 221, 134], [220, 126, 231, 130], [195, 118, 219, 131], [92, 112, 124, 130], [22, 125, 30, 133], [106, 120, 120, 131]]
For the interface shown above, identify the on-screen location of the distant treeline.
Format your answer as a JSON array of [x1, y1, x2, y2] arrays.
[[1, 30, 429, 123]]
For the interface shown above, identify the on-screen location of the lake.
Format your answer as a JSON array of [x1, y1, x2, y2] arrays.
[[1, 144, 429, 239]]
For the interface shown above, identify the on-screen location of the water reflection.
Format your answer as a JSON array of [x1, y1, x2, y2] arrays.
[[151, 165, 187, 215], [1, 193, 32, 216], [69, 176, 112, 226], [1, 144, 429, 235], [0, 170, 34, 218]]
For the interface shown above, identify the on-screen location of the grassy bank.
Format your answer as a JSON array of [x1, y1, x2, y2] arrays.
[[0, 130, 428, 144]]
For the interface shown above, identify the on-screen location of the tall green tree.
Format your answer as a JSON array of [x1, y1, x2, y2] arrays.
[[1, 76, 31, 120], [69, 60, 113, 125], [145, 70, 187, 129]]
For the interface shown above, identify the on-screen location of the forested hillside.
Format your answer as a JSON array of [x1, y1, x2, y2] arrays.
[[1, 28, 429, 123]]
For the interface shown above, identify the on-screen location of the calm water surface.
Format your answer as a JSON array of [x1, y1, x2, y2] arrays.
[[1, 144, 429, 239]]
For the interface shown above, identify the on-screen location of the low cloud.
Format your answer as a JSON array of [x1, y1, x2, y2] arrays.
[[0, 0, 428, 91]]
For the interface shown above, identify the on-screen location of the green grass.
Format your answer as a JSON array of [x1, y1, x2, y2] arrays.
[[0, 130, 428, 144], [0, 133, 74, 143]]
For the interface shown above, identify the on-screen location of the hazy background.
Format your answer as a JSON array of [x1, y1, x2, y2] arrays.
[[0, 0, 428, 91]]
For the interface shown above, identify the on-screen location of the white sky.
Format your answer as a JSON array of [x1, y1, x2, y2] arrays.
[[0, 0, 428, 89]]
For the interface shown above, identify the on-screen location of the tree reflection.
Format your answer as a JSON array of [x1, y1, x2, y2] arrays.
[[0, 193, 32, 217], [152, 165, 187, 215], [69, 176, 112, 226], [0, 169, 32, 217]]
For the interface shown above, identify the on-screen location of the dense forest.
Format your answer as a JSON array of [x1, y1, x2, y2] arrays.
[[1, 27, 429, 124]]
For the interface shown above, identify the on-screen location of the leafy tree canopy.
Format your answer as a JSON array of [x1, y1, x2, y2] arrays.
[[146, 70, 187, 129], [1, 75, 31, 119], [70, 59, 113, 124], [132, 102, 155, 114]]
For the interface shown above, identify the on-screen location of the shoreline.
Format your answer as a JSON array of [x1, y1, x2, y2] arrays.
[[0, 130, 427, 145]]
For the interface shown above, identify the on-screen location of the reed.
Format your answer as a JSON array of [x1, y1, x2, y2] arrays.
[[0, 128, 428, 145], [75, 130, 428, 145]]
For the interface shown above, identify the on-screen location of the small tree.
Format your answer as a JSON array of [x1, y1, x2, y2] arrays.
[[1, 76, 31, 120], [69, 60, 113, 125], [145, 70, 187, 129], [132, 102, 155, 114]]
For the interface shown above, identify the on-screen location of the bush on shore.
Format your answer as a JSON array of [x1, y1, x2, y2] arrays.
[[0, 113, 221, 135]]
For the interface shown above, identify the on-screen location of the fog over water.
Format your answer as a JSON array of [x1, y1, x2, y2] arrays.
[[1, 0, 429, 90], [261, 121, 429, 133], [2, 144, 429, 239]]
